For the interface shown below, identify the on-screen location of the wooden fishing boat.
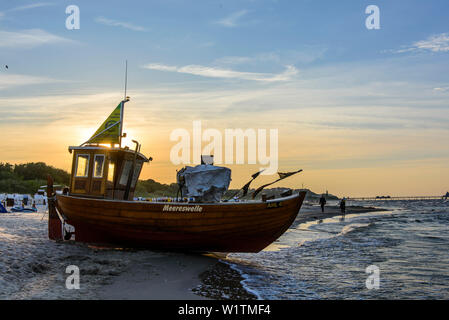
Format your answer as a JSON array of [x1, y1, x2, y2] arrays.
[[55, 192, 305, 252], [47, 94, 306, 252]]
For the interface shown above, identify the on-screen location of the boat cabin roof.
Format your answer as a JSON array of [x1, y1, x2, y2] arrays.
[[68, 145, 149, 162]]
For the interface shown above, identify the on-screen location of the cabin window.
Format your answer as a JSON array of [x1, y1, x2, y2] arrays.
[[75, 154, 90, 177], [93, 154, 105, 178], [131, 162, 143, 188], [107, 162, 115, 182], [119, 160, 133, 186]]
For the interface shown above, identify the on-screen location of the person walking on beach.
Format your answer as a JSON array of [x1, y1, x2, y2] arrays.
[[340, 198, 346, 214], [319, 194, 326, 213]]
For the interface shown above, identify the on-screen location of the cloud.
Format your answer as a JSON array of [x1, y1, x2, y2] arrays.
[[199, 41, 215, 48], [433, 87, 449, 92], [95, 16, 148, 32], [7, 2, 54, 12], [215, 48, 327, 67], [143, 63, 298, 82], [0, 73, 64, 90], [214, 56, 254, 65], [0, 92, 118, 127], [0, 2, 54, 20], [145, 64, 178, 72], [394, 33, 449, 54], [215, 10, 248, 27], [0, 29, 74, 48], [0, 111, 64, 125]]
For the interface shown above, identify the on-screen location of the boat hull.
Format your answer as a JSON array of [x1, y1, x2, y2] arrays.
[[55, 192, 306, 252]]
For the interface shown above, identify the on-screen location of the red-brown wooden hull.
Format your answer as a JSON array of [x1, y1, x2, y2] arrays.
[[55, 192, 306, 252]]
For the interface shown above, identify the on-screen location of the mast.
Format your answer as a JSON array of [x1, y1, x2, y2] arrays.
[[124, 60, 128, 101], [119, 60, 128, 148]]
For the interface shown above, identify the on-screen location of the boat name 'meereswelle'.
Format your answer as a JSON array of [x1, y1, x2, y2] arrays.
[[163, 205, 203, 213]]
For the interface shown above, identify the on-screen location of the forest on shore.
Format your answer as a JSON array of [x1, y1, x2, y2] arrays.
[[0, 162, 70, 194]]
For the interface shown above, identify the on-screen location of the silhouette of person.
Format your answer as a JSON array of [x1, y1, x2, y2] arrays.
[[319, 194, 326, 213], [340, 198, 346, 214]]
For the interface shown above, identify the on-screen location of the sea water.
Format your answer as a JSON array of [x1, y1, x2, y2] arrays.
[[224, 200, 449, 299]]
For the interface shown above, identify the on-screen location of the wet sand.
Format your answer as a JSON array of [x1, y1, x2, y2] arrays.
[[97, 252, 219, 300], [296, 204, 387, 224]]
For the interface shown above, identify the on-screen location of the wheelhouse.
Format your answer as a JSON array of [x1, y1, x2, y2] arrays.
[[68, 146, 149, 200]]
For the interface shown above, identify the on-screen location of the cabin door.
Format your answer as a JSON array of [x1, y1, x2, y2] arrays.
[[72, 153, 92, 194], [90, 154, 106, 196]]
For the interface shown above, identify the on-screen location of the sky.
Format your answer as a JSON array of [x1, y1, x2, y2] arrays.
[[0, 0, 449, 197]]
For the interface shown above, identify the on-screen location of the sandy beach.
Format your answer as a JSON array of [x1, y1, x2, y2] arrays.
[[0, 207, 219, 300], [0, 203, 385, 300]]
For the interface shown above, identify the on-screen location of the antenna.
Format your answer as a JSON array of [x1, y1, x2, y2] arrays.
[[124, 60, 128, 100], [119, 60, 128, 148]]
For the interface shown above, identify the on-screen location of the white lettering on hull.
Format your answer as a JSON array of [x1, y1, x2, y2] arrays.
[[162, 205, 203, 213]]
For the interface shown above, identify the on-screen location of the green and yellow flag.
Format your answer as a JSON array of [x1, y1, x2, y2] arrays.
[[87, 103, 122, 145]]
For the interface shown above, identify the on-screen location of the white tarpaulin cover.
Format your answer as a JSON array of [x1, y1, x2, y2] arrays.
[[177, 165, 231, 202]]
